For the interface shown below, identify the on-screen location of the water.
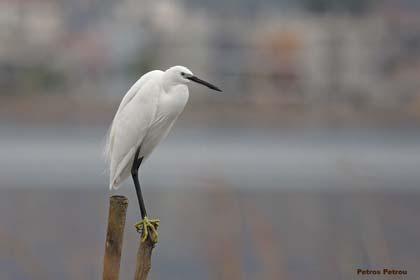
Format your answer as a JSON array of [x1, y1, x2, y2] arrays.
[[1, 124, 420, 279], [1, 124, 420, 190]]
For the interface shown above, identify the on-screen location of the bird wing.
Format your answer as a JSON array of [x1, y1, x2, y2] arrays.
[[114, 70, 163, 117], [104, 70, 163, 161], [107, 79, 162, 189]]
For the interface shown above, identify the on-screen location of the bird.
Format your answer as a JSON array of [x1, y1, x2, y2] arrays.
[[105, 65, 221, 242]]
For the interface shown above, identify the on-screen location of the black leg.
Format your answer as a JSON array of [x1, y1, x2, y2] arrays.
[[131, 146, 147, 219]]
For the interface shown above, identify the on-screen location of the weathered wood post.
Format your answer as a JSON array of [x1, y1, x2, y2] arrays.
[[134, 229, 158, 279], [103, 195, 129, 280]]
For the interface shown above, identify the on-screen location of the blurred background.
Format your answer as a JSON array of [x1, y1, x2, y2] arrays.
[[1, 0, 420, 279]]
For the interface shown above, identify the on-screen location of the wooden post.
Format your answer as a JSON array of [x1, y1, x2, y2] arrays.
[[134, 235, 157, 279], [103, 195, 129, 280]]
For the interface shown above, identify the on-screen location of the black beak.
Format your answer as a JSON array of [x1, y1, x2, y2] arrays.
[[187, 75, 222, 92]]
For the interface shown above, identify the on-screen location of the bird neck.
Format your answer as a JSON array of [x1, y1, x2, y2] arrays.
[[162, 73, 182, 93]]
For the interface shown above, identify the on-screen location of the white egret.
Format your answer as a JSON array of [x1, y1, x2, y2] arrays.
[[105, 66, 221, 242]]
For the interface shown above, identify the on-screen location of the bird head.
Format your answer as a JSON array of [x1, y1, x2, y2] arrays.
[[164, 66, 222, 92]]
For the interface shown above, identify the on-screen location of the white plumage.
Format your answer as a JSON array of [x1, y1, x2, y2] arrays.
[[105, 66, 189, 189], [104, 66, 220, 243], [105, 65, 221, 190]]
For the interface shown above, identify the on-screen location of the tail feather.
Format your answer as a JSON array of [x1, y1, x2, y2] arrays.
[[109, 178, 118, 190], [105, 122, 117, 190], [103, 123, 114, 163]]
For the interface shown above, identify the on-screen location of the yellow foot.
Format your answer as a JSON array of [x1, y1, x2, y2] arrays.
[[135, 217, 160, 243]]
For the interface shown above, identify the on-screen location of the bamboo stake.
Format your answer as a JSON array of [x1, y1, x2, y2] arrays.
[[103, 195, 129, 280], [134, 230, 158, 279]]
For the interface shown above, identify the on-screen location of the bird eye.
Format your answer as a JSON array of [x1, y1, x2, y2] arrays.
[[181, 72, 185, 76]]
